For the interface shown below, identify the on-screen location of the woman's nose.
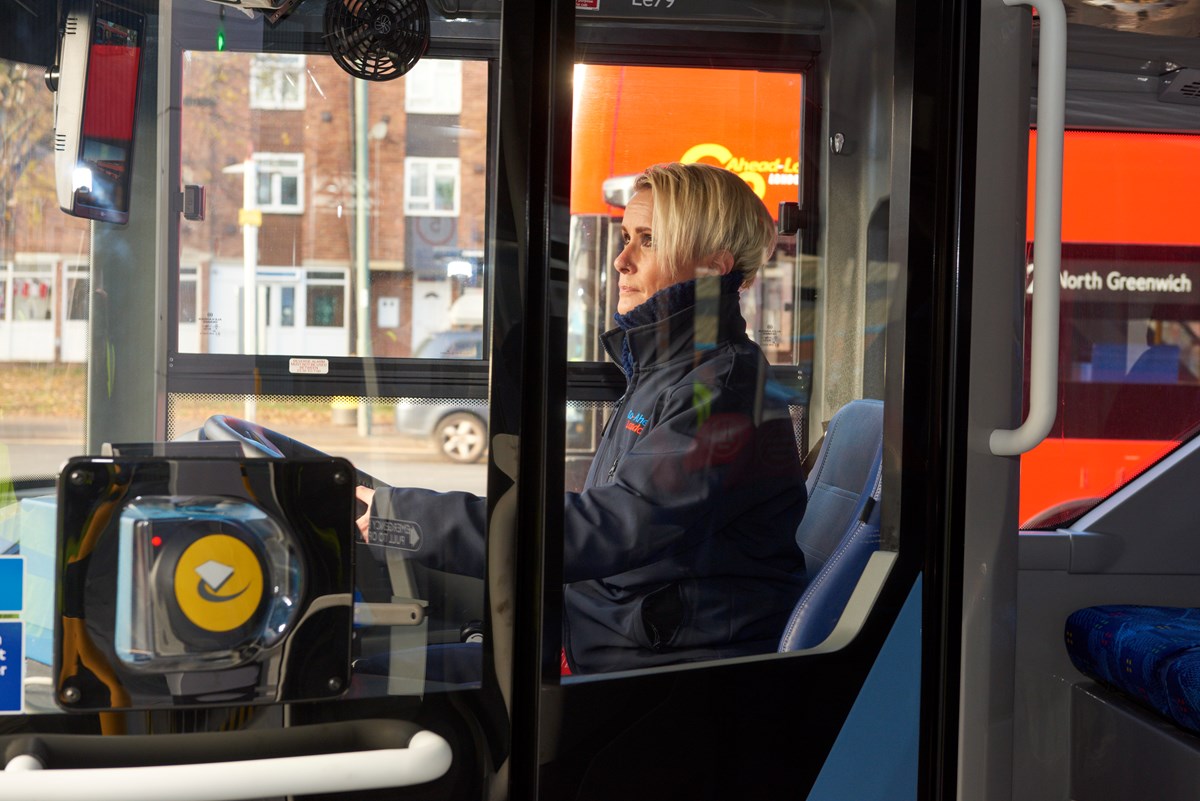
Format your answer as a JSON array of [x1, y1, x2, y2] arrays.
[[614, 243, 634, 272]]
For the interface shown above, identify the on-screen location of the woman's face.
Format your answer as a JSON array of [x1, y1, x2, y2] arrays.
[[614, 189, 696, 314]]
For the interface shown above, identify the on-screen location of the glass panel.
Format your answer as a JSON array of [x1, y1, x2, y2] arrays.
[[1021, 132, 1200, 528], [0, 58, 89, 489], [1, 0, 915, 722], [559, 3, 900, 676]]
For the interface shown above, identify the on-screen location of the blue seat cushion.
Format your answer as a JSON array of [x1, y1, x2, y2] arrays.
[[1065, 605, 1200, 734]]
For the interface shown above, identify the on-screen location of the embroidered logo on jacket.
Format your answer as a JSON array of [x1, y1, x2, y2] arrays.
[[625, 410, 649, 435]]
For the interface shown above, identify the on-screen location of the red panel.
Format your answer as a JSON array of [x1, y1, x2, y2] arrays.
[[1027, 131, 1200, 246], [82, 44, 141, 143], [1018, 437, 1177, 525]]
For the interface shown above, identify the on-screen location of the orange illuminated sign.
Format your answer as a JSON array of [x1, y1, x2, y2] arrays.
[[571, 65, 803, 216]]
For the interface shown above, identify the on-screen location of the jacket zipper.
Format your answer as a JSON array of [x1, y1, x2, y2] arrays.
[[598, 331, 634, 486]]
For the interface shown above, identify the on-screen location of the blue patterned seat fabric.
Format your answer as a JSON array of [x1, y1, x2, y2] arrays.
[[1065, 605, 1200, 735]]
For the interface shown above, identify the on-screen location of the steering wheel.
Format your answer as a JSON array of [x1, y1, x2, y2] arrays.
[[198, 414, 387, 488], [201, 415, 288, 458]]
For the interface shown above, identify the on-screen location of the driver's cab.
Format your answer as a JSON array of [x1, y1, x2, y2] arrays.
[[0, 1, 909, 788], [5, 0, 1199, 798]]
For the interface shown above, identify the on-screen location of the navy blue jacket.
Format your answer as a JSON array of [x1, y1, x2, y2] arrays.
[[372, 278, 807, 673]]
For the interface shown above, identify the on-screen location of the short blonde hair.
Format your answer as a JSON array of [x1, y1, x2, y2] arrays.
[[633, 162, 777, 287]]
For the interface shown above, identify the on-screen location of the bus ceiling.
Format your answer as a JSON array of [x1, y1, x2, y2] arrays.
[[2, 0, 826, 67], [1039, 0, 1200, 132]]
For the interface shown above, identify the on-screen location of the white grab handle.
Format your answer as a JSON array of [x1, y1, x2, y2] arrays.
[[990, 0, 1066, 456], [0, 730, 452, 801]]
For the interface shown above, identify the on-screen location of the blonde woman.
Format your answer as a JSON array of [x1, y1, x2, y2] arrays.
[[361, 163, 807, 674]]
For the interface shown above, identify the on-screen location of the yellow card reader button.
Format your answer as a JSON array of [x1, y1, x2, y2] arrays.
[[173, 534, 265, 633]]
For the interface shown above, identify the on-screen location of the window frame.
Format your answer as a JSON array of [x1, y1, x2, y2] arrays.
[[249, 53, 306, 111], [404, 156, 461, 217], [253, 152, 305, 214], [405, 59, 463, 115]]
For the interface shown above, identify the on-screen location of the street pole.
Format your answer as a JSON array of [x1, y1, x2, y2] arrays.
[[242, 157, 259, 420], [354, 79, 373, 436]]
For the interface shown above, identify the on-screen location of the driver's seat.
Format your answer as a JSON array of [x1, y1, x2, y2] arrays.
[[779, 399, 884, 651]]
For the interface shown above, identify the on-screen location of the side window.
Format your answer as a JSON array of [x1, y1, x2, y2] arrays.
[[1020, 131, 1200, 528]]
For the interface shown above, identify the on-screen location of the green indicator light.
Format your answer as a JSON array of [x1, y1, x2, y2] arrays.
[[216, 27, 226, 51]]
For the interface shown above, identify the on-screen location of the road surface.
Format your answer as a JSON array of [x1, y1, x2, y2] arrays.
[[0, 418, 488, 495]]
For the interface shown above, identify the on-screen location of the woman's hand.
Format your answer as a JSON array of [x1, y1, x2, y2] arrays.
[[355, 485, 375, 541]]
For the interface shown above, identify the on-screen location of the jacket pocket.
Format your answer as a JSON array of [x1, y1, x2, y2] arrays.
[[641, 583, 684, 651]]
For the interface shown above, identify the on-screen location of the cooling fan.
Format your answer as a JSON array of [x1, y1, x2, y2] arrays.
[[325, 0, 430, 81]]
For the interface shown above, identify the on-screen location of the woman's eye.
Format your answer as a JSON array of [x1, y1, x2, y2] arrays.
[[641, 234, 653, 248]]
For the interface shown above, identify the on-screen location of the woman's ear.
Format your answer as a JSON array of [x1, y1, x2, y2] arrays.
[[705, 250, 734, 276]]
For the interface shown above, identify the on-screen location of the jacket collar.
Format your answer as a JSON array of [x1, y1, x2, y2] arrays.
[[602, 273, 747, 376]]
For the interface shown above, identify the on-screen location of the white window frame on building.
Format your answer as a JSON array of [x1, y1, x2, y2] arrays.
[[405, 59, 463, 114], [63, 263, 89, 322], [253, 153, 305, 214], [249, 54, 306, 110], [10, 260, 54, 322], [404, 157, 461, 217], [304, 269, 348, 330]]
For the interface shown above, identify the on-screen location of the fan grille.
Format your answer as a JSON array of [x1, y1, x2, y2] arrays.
[[324, 0, 430, 82]]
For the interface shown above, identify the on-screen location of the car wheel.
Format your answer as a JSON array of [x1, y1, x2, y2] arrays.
[[436, 412, 487, 463]]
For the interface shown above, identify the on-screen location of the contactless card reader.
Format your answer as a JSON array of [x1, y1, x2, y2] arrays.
[[55, 456, 355, 710], [114, 497, 301, 674]]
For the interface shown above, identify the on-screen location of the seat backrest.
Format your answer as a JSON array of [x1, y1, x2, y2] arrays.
[[794, 399, 884, 575], [780, 399, 884, 652]]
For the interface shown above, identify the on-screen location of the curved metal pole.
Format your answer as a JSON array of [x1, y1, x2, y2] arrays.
[[990, 0, 1065, 456], [0, 730, 451, 801]]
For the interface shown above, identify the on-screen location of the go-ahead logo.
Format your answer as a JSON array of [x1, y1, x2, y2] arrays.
[[173, 534, 264, 633], [680, 143, 801, 199]]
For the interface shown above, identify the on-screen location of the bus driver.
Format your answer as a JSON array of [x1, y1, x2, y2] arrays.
[[357, 162, 808, 674]]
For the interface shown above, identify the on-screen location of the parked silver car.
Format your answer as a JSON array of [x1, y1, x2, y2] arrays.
[[395, 330, 489, 463], [396, 329, 592, 464]]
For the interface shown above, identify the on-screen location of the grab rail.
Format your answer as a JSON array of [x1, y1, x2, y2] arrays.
[[0, 720, 451, 801], [989, 0, 1066, 456]]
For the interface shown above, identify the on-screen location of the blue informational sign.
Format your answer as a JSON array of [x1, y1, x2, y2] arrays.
[[0, 557, 22, 611], [0, 621, 23, 713]]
